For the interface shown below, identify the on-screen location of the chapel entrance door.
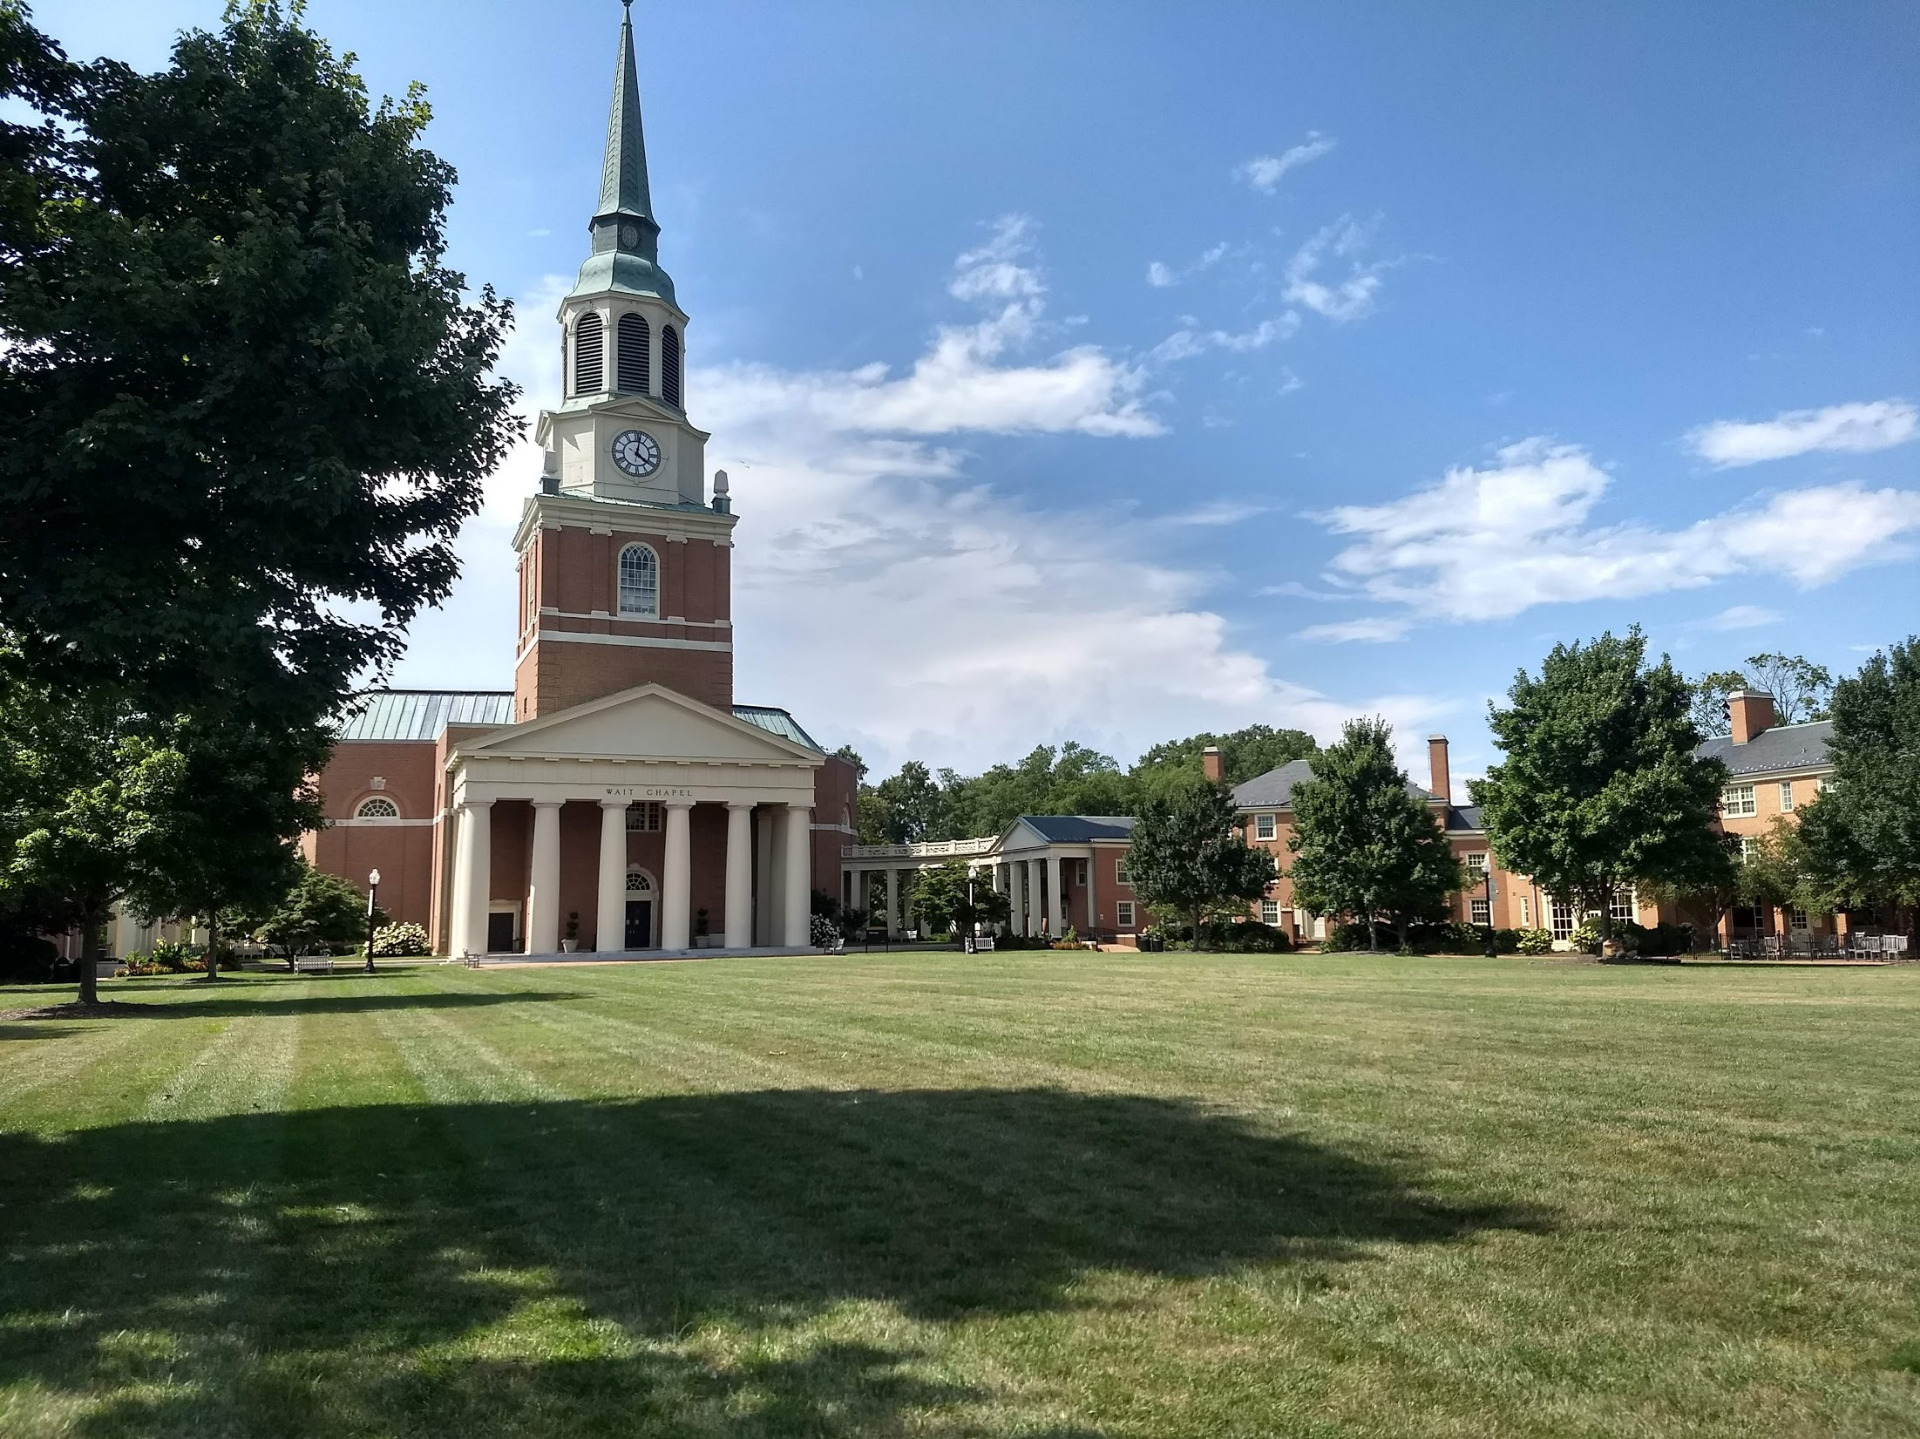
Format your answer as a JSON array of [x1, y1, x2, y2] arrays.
[[625, 900, 653, 950], [486, 911, 516, 954]]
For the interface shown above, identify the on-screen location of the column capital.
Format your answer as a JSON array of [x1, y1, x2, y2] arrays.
[[459, 797, 496, 812], [725, 799, 754, 812], [530, 798, 566, 810], [662, 798, 695, 812], [598, 797, 629, 811]]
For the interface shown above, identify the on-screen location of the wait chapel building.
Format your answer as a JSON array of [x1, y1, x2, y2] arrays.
[[309, 8, 857, 958]]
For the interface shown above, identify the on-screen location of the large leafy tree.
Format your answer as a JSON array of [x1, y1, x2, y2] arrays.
[[1286, 718, 1464, 953], [1127, 784, 1275, 949], [910, 862, 1011, 946], [1131, 724, 1318, 807], [1476, 629, 1732, 939], [0, 1, 518, 725], [1793, 638, 1920, 927], [245, 857, 376, 968]]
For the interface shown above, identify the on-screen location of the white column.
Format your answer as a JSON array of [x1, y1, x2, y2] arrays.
[[1044, 855, 1061, 936], [463, 800, 494, 956], [1027, 859, 1043, 936], [766, 806, 786, 944], [724, 802, 754, 948], [1008, 861, 1025, 938], [662, 801, 693, 950], [847, 867, 862, 915], [885, 868, 900, 937], [782, 803, 812, 947], [448, 802, 473, 956], [527, 800, 563, 954], [596, 800, 627, 952], [1085, 851, 1099, 937]]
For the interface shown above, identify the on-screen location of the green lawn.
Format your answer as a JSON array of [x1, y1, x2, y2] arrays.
[[2, 954, 1917, 1438]]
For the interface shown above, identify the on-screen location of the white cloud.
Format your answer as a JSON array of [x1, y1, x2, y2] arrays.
[[1146, 242, 1234, 289], [1283, 216, 1390, 323], [1296, 617, 1412, 644], [1236, 133, 1337, 193], [1168, 501, 1267, 527], [1150, 314, 1298, 363], [1686, 399, 1918, 467], [1700, 604, 1782, 631], [1278, 367, 1304, 395], [1312, 437, 1920, 626], [1146, 261, 1176, 288]]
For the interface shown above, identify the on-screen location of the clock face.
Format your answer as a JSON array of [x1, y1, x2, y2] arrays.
[[610, 429, 661, 478], [620, 222, 641, 249]]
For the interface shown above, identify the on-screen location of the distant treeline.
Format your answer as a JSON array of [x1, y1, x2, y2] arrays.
[[836, 725, 1319, 844]]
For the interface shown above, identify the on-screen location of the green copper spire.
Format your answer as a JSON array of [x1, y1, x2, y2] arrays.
[[567, 0, 676, 307], [596, 0, 652, 222]]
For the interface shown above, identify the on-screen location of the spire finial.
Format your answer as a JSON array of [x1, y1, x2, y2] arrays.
[[595, 0, 653, 224]]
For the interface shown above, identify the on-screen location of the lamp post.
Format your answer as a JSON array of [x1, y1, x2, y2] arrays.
[[365, 868, 381, 974], [964, 871, 977, 954]]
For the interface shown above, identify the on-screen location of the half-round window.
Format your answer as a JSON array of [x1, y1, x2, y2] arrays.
[[617, 312, 651, 393], [625, 870, 654, 893], [573, 312, 604, 395], [356, 796, 400, 820], [618, 543, 658, 617], [661, 324, 682, 408]]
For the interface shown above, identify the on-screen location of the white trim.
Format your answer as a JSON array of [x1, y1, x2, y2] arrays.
[[521, 629, 733, 659], [334, 816, 437, 828]]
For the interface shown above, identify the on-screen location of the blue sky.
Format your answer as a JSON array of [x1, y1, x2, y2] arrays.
[[36, 1, 1920, 785]]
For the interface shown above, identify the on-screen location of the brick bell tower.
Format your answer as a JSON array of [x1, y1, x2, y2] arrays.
[[511, 0, 736, 722]]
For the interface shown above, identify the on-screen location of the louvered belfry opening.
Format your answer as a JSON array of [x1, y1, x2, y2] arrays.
[[617, 312, 651, 394], [573, 312, 605, 395], [662, 324, 682, 408]]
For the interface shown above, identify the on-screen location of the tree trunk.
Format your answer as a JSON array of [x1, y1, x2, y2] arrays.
[[202, 913, 220, 983], [1191, 905, 1205, 951], [1393, 916, 1410, 953], [77, 903, 102, 1006], [1366, 906, 1378, 952]]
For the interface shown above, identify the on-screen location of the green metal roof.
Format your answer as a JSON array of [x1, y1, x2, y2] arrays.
[[335, 691, 824, 753], [336, 691, 514, 743], [733, 705, 823, 752]]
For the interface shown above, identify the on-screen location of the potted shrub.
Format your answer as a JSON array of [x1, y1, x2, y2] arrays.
[[695, 908, 711, 948], [562, 912, 579, 953]]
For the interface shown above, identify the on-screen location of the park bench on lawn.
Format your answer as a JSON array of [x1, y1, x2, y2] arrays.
[[292, 953, 335, 974]]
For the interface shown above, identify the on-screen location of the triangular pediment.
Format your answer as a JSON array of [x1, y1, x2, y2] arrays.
[[456, 684, 817, 765], [998, 818, 1051, 851]]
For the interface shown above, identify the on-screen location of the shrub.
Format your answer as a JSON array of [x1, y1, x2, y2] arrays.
[[371, 921, 431, 957], [1567, 918, 1604, 955], [0, 927, 61, 983], [1492, 928, 1523, 954], [1637, 921, 1695, 957], [1516, 928, 1554, 954], [807, 913, 839, 949]]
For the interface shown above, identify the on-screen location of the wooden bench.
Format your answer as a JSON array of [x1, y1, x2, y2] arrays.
[[292, 954, 334, 974]]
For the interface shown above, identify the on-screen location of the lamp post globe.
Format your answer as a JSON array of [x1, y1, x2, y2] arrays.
[[365, 869, 381, 973]]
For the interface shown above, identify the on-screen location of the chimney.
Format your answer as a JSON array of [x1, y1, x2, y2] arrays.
[[1427, 734, 1452, 805], [1729, 689, 1776, 746], [1201, 745, 1224, 784]]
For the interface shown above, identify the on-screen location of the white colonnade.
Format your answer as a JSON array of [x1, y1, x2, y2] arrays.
[[448, 794, 814, 957]]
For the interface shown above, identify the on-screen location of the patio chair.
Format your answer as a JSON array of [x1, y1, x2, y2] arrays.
[[1883, 934, 1909, 961], [1761, 934, 1786, 958], [1855, 934, 1884, 959]]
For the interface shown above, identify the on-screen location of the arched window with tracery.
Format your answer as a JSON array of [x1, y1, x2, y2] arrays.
[[572, 312, 604, 395], [356, 796, 400, 820], [661, 324, 682, 408], [617, 312, 651, 394], [626, 870, 654, 893], [618, 543, 658, 617]]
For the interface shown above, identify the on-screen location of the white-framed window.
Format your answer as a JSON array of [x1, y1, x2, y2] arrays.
[[1789, 907, 1809, 931], [1116, 900, 1136, 929], [1813, 776, 1826, 795], [625, 869, 653, 893], [1259, 898, 1280, 925], [1610, 887, 1637, 924], [1520, 897, 1531, 927], [618, 543, 659, 617], [1073, 859, 1088, 886], [1470, 897, 1491, 926], [626, 802, 662, 833], [1255, 813, 1277, 841], [1464, 851, 1488, 880], [1778, 781, 1795, 812], [1550, 899, 1575, 941], [1738, 835, 1758, 862], [1721, 784, 1757, 817], [1115, 857, 1132, 886], [355, 796, 400, 820]]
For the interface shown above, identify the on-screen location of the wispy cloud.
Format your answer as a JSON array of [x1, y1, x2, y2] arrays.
[[1283, 216, 1394, 323], [1297, 617, 1412, 644], [1168, 501, 1268, 527], [1310, 437, 1920, 626], [1235, 133, 1337, 193], [1699, 604, 1782, 631], [1686, 399, 1917, 468], [1146, 241, 1233, 289], [1150, 315, 1298, 363]]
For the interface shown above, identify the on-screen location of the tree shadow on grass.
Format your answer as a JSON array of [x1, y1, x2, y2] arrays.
[[5, 986, 588, 1020], [0, 1090, 1552, 1437]]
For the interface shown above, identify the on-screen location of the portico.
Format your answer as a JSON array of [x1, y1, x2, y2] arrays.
[[442, 683, 821, 956]]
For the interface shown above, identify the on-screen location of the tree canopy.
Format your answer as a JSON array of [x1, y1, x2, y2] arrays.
[[1476, 629, 1731, 936], [1793, 638, 1920, 921], [1689, 653, 1833, 737], [1126, 784, 1275, 948], [1285, 718, 1463, 952]]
